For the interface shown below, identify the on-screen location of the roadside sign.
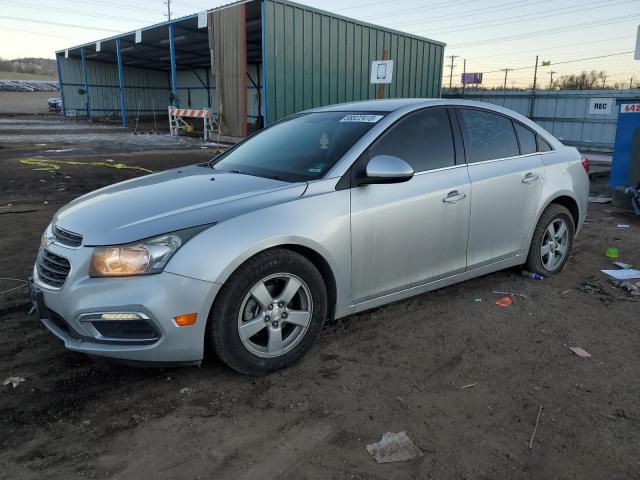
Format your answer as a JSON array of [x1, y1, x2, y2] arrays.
[[635, 25, 640, 60], [461, 72, 483, 84], [588, 98, 614, 115], [371, 60, 393, 84]]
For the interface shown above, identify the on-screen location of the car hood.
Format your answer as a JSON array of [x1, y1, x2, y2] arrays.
[[53, 165, 307, 245]]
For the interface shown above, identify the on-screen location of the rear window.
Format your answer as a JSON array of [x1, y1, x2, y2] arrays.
[[210, 111, 384, 181], [514, 122, 537, 155], [458, 108, 520, 163], [537, 136, 553, 152]]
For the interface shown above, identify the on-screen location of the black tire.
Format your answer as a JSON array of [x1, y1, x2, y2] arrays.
[[526, 204, 575, 276], [208, 248, 327, 375]]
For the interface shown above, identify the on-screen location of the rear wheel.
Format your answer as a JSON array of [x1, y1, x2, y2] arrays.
[[526, 204, 575, 275], [208, 248, 327, 375]]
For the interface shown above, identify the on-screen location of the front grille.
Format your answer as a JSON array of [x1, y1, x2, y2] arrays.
[[52, 225, 83, 247], [92, 320, 159, 340], [37, 248, 71, 288]]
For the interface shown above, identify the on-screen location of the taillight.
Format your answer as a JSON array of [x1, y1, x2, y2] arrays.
[[581, 156, 590, 173]]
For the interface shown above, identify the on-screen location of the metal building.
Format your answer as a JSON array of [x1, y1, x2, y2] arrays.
[[56, 0, 445, 139]]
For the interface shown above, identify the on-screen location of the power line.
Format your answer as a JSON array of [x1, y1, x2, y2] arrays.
[[334, 0, 405, 12], [464, 35, 635, 61], [359, 0, 478, 21], [390, 0, 555, 28], [422, 0, 636, 36], [482, 50, 634, 75], [447, 14, 640, 48], [0, 0, 161, 14], [0, 15, 123, 33], [0, 0, 155, 24], [0, 25, 84, 41]]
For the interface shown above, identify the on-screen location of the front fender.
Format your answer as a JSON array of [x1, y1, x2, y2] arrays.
[[165, 182, 352, 313]]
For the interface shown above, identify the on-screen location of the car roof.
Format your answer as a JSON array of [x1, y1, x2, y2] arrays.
[[307, 98, 443, 113]]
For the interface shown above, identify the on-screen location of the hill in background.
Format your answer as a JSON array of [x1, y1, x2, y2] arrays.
[[0, 57, 56, 78]]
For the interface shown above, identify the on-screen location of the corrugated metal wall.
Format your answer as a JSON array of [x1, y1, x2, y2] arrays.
[[445, 89, 640, 152], [58, 56, 169, 117], [262, 0, 445, 124], [57, 55, 260, 125]]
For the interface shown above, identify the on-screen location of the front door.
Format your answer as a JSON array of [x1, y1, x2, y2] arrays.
[[350, 108, 471, 303]]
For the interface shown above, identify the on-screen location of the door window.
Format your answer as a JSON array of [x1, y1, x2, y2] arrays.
[[458, 109, 520, 163], [514, 122, 537, 155], [369, 108, 455, 173]]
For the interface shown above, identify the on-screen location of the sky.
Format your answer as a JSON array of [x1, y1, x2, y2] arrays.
[[0, 0, 638, 88]]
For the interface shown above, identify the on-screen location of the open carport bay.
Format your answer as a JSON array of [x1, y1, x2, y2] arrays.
[[1, 116, 639, 479]]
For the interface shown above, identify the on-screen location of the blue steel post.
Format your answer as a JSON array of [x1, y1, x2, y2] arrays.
[[116, 38, 127, 127], [260, 0, 268, 126], [55, 53, 67, 117], [80, 47, 92, 120], [169, 23, 178, 107]]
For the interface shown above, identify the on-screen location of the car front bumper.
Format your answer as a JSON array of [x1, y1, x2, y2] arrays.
[[32, 242, 221, 365]]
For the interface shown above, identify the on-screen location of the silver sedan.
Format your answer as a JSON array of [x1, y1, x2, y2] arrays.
[[31, 99, 589, 374]]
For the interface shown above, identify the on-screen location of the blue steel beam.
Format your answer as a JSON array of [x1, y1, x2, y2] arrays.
[[79, 48, 92, 120], [55, 53, 67, 117], [115, 38, 127, 127], [169, 23, 178, 107], [80, 47, 92, 120]]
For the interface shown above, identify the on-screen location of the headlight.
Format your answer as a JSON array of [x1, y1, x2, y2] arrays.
[[89, 225, 210, 278]]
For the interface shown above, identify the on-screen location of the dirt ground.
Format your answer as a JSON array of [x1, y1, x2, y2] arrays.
[[0, 93, 55, 115], [1, 115, 639, 480]]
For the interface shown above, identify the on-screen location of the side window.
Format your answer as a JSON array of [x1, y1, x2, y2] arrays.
[[537, 135, 553, 152], [514, 122, 537, 155], [458, 108, 520, 163], [369, 108, 455, 173]]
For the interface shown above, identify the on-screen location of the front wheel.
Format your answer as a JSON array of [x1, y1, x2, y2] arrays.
[[526, 204, 575, 275], [208, 248, 327, 375]]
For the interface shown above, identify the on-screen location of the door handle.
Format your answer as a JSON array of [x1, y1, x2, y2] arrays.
[[443, 190, 466, 203], [522, 173, 540, 184]]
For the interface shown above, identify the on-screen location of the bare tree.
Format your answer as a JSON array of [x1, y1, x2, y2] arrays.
[[556, 70, 607, 90]]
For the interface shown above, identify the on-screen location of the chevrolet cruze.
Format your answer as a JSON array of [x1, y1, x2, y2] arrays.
[[31, 99, 589, 375]]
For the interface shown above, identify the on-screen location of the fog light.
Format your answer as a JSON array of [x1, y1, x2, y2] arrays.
[[174, 313, 197, 327], [100, 313, 143, 321]]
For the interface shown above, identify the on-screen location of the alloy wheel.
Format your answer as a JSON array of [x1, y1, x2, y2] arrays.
[[237, 273, 313, 358], [540, 218, 569, 271]]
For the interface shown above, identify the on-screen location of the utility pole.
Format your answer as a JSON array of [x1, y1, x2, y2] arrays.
[[462, 58, 466, 99], [501, 68, 510, 90], [631, 77, 635, 89], [528, 55, 539, 118], [164, 0, 172, 21], [602, 74, 607, 88], [447, 55, 458, 89], [548, 71, 556, 90]]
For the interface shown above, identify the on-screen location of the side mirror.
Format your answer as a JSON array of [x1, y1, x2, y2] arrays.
[[358, 155, 414, 185]]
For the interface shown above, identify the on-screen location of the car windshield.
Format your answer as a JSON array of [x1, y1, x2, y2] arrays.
[[210, 111, 386, 181]]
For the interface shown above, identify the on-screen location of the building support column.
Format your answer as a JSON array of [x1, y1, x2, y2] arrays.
[[116, 38, 127, 127], [169, 23, 178, 107], [55, 53, 67, 117], [80, 47, 92, 120]]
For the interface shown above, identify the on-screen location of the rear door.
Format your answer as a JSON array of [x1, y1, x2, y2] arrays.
[[350, 107, 471, 303], [456, 108, 544, 268]]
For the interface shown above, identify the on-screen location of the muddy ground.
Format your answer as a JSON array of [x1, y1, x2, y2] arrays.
[[0, 115, 639, 480]]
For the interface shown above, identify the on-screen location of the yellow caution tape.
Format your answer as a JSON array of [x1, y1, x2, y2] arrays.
[[19, 158, 153, 173]]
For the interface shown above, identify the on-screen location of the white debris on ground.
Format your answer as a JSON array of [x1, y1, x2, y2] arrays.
[[366, 431, 423, 463], [3, 376, 26, 388]]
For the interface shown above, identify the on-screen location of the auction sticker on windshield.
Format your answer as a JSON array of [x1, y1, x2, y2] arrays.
[[339, 114, 384, 123]]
